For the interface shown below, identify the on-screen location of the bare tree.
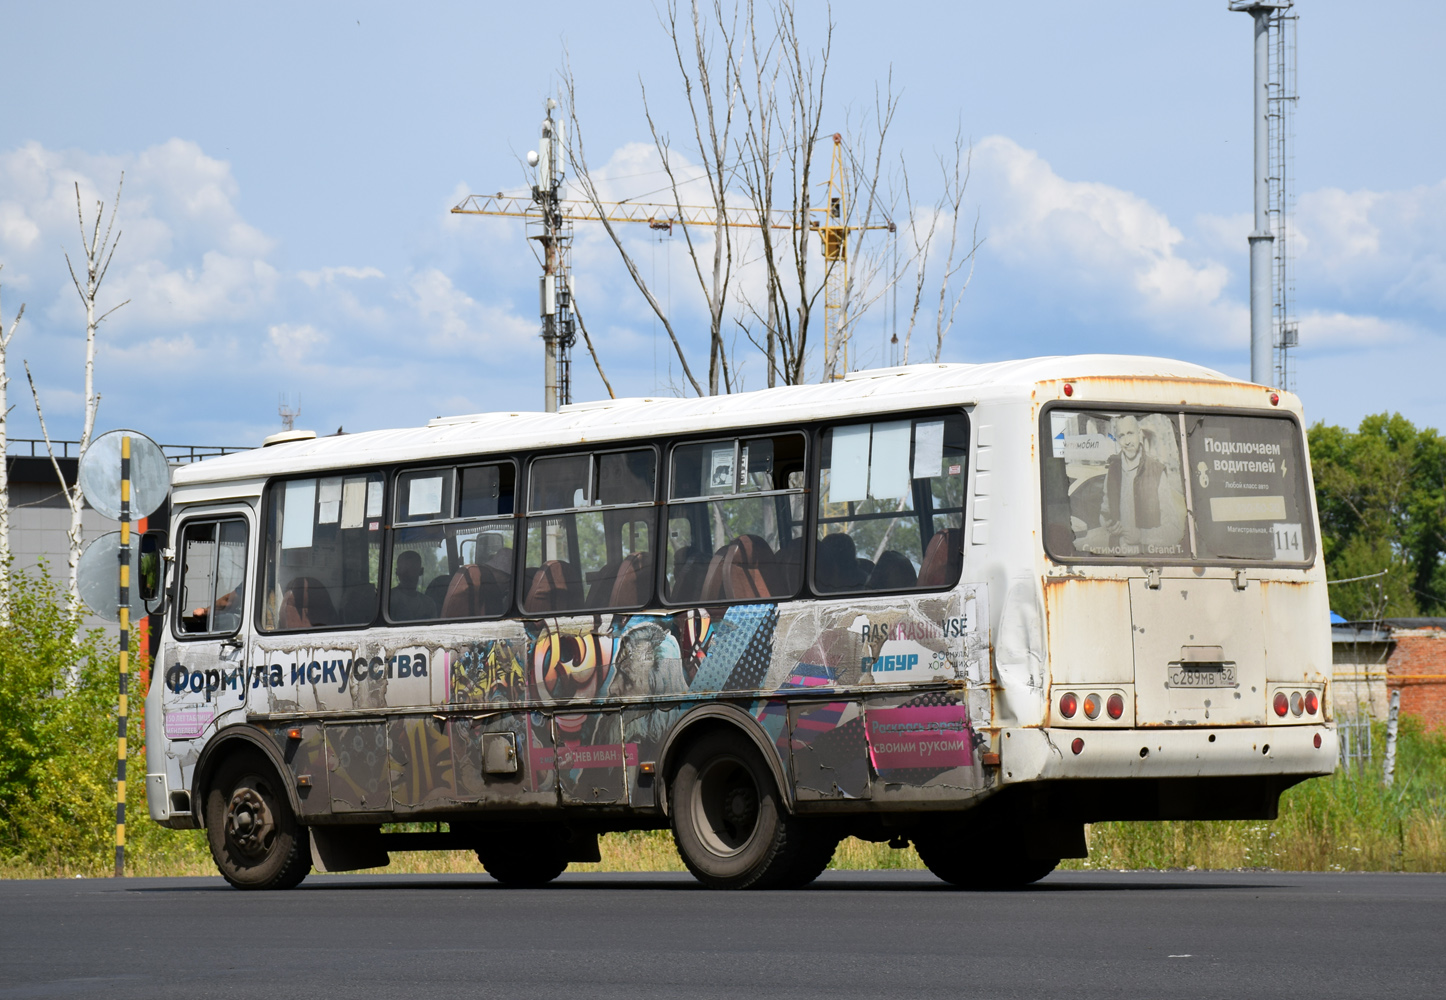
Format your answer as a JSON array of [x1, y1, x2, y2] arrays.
[[895, 127, 981, 365], [0, 266, 25, 618], [27, 176, 128, 610], [563, 0, 977, 391]]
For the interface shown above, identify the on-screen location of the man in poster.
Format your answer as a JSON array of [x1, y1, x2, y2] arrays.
[[1093, 414, 1186, 556]]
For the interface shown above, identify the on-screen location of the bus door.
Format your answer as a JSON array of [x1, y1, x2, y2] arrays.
[[162, 512, 255, 747]]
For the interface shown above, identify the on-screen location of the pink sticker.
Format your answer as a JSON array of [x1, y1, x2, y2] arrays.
[[866, 704, 972, 770], [165, 709, 214, 739]]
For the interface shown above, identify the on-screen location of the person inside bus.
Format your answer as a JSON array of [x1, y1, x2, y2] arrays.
[[815, 531, 868, 592], [1094, 414, 1186, 556], [389, 550, 437, 621]]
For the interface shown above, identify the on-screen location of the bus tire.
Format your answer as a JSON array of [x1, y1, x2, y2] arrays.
[[914, 833, 1057, 890], [669, 730, 809, 890], [477, 849, 568, 887], [204, 751, 311, 891], [773, 824, 840, 889]]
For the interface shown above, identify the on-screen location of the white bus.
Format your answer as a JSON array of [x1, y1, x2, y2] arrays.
[[144, 356, 1336, 890]]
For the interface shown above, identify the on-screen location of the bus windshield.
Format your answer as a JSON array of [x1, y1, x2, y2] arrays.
[[1041, 407, 1314, 564]]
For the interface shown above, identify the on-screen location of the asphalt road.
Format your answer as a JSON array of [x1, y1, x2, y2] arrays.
[[1, 870, 1442, 999]]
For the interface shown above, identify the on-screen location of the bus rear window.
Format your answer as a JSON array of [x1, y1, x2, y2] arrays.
[[1185, 413, 1314, 562], [1041, 408, 1313, 564]]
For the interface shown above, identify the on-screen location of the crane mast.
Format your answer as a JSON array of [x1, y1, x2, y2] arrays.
[[455, 117, 890, 404]]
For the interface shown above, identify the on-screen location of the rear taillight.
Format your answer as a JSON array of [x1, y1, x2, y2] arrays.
[[1059, 692, 1078, 719], [1304, 690, 1319, 716], [1273, 692, 1289, 717], [1106, 693, 1125, 720], [1290, 691, 1304, 717], [1083, 693, 1102, 720]]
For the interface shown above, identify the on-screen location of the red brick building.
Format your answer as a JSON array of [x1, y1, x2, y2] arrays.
[[1332, 618, 1446, 731]]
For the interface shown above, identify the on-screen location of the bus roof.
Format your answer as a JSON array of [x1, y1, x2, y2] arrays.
[[173, 354, 1239, 486]]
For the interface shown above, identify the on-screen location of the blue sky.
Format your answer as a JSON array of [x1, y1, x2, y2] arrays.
[[1, 1, 1442, 447]]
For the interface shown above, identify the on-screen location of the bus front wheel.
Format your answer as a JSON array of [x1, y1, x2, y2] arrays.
[[670, 730, 824, 889], [204, 751, 312, 891]]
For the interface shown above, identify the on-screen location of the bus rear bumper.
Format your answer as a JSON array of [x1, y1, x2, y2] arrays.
[[998, 725, 1337, 784]]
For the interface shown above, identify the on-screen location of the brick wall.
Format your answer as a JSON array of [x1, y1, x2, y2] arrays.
[[1385, 628, 1446, 732]]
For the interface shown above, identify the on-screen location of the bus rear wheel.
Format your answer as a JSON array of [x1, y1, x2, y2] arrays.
[[914, 832, 1057, 890], [670, 730, 818, 890], [204, 751, 311, 891], [477, 846, 569, 887]]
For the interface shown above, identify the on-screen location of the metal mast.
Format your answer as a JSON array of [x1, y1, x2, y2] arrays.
[[1231, 0, 1295, 387], [1269, 5, 1299, 389], [528, 98, 575, 412]]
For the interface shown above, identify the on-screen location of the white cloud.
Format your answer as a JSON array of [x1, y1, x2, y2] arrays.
[[297, 265, 385, 289], [973, 135, 1242, 342], [407, 267, 534, 357], [267, 322, 328, 365]]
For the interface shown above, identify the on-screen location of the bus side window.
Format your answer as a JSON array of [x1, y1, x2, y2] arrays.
[[521, 449, 657, 615], [814, 414, 967, 595], [176, 517, 248, 637], [387, 462, 517, 623], [259, 472, 384, 632], [664, 433, 806, 605]]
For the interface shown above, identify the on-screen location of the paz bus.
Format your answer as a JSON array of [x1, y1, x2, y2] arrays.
[[144, 356, 1336, 890]]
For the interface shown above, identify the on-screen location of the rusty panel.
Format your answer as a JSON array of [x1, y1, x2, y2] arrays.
[[789, 701, 870, 801], [450, 712, 558, 807], [557, 711, 629, 805], [1260, 579, 1331, 687], [1044, 577, 1134, 686], [387, 715, 455, 813], [1131, 578, 1267, 726], [325, 722, 392, 813]]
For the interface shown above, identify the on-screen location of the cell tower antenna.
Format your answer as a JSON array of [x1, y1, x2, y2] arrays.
[[526, 96, 575, 412], [278, 393, 301, 431], [1231, 1, 1297, 388]]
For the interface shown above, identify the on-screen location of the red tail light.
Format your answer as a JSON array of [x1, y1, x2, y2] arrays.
[[1106, 693, 1125, 720], [1071, 737, 1084, 755], [1273, 692, 1289, 717], [1059, 692, 1078, 719], [1304, 690, 1319, 716]]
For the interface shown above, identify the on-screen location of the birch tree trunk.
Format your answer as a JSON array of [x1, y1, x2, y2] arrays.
[[32, 176, 128, 613], [0, 266, 26, 621]]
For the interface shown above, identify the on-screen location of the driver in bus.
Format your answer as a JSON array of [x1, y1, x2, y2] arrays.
[[1094, 414, 1186, 556]]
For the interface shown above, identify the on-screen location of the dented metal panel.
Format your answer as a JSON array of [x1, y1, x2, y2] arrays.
[[557, 711, 629, 805], [387, 715, 455, 812]]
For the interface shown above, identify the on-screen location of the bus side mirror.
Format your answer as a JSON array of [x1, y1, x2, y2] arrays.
[[139, 530, 166, 604]]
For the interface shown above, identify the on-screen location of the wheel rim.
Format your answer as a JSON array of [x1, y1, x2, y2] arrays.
[[225, 780, 277, 860], [691, 755, 760, 858]]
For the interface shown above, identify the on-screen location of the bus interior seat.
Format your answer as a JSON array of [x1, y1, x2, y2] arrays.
[[280, 577, 336, 629], [423, 574, 452, 614], [608, 551, 653, 608], [339, 582, 378, 624], [917, 529, 962, 588], [441, 563, 510, 618], [524, 559, 583, 613], [701, 535, 780, 602], [670, 548, 710, 601]]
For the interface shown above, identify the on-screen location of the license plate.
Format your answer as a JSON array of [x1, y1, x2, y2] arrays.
[[1167, 663, 1237, 688]]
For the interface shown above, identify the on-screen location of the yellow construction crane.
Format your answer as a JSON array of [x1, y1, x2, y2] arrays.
[[451, 131, 890, 404]]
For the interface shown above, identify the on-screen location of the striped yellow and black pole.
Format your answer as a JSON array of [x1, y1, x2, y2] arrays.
[[115, 435, 131, 878]]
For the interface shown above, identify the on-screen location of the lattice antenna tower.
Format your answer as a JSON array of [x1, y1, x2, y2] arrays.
[[1269, 6, 1299, 390], [278, 393, 301, 432]]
